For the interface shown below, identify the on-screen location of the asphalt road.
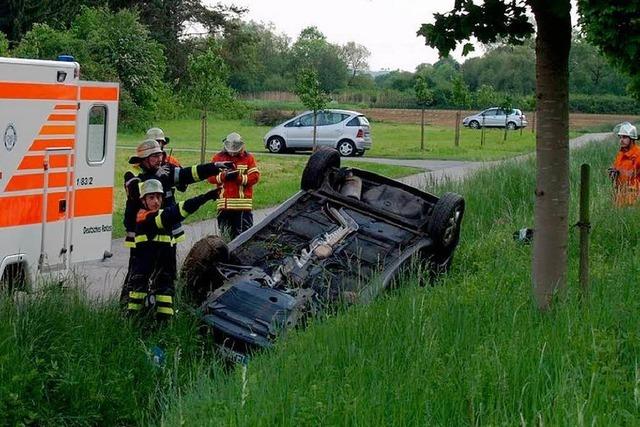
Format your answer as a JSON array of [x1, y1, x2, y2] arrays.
[[74, 132, 611, 299]]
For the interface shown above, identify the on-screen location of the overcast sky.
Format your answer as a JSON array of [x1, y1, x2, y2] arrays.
[[211, 0, 579, 72]]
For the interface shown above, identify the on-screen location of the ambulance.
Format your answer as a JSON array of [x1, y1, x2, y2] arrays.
[[0, 56, 119, 287]]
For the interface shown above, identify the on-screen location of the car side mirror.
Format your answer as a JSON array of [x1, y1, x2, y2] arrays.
[[295, 121, 302, 127]]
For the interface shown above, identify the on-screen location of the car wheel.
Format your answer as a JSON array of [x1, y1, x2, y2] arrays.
[[426, 192, 465, 252], [469, 120, 480, 129], [181, 235, 229, 304], [267, 136, 286, 153], [300, 147, 341, 191], [337, 140, 356, 157], [506, 122, 517, 130], [355, 150, 365, 157]]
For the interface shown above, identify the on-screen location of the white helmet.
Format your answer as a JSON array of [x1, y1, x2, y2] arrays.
[[146, 127, 167, 144], [223, 132, 245, 154], [140, 179, 164, 198], [615, 122, 638, 140]]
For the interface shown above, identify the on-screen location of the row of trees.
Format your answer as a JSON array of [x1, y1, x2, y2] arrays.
[[1, 1, 637, 130]]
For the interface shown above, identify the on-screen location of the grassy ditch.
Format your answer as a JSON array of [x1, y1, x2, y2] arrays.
[[161, 137, 640, 425], [111, 149, 421, 238], [2, 136, 635, 425], [0, 284, 224, 426]]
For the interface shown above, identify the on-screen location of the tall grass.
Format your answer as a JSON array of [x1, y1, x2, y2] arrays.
[[0, 284, 224, 426], [160, 137, 640, 425], [3, 137, 636, 425]]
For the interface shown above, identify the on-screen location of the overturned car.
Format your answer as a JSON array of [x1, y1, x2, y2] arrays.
[[182, 148, 464, 360]]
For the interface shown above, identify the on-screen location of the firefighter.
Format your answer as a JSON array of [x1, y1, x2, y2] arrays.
[[146, 127, 181, 167], [208, 132, 260, 239], [120, 140, 232, 301], [609, 122, 640, 206], [125, 179, 219, 318], [127, 139, 232, 243]]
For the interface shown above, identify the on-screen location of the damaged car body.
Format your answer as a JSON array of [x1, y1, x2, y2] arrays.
[[182, 148, 465, 359]]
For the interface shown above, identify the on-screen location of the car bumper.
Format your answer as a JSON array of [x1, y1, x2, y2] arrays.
[[355, 138, 372, 150]]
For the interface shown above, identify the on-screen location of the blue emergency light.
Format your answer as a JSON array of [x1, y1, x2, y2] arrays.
[[57, 55, 75, 62]]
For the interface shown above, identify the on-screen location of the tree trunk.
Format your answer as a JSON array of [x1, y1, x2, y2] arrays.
[[312, 110, 318, 152], [530, 0, 572, 311], [200, 109, 207, 164], [421, 108, 425, 150]]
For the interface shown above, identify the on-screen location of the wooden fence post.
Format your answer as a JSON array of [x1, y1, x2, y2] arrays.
[[200, 110, 207, 164], [455, 111, 461, 147], [578, 163, 591, 299]]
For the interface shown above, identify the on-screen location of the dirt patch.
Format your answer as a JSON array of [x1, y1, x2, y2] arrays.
[[359, 108, 640, 130]]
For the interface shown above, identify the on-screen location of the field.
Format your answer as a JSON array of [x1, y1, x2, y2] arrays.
[[118, 116, 544, 162], [359, 108, 640, 130], [4, 137, 640, 425]]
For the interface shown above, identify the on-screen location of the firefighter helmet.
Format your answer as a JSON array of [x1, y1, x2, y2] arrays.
[[615, 122, 638, 140], [223, 132, 245, 154], [146, 127, 167, 144], [128, 139, 163, 164], [140, 179, 164, 198]]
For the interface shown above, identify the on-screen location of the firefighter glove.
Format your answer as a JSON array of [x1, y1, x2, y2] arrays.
[[214, 161, 236, 170], [155, 163, 171, 178], [204, 189, 220, 200], [223, 170, 240, 182], [182, 190, 218, 214]]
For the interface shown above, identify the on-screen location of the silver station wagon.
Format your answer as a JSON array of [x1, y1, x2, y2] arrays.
[[264, 109, 372, 156]]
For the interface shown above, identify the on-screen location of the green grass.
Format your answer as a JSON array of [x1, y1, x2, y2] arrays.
[[3, 136, 633, 426], [111, 148, 421, 238], [159, 136, 640, 425], [0, 285, 225, 426], [117, 117, 555, 162]]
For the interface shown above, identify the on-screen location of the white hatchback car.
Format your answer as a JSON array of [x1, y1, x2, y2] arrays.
[[264, 109, 372, 156]]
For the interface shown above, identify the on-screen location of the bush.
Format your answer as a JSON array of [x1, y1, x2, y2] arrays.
[[569, 93, 640, 114], [253, 107, 295, 126]]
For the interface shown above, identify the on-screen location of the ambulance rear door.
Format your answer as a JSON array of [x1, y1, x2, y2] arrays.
[[70, 82, 119, 263]]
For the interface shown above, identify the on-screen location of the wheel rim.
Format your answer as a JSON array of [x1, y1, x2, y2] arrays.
[[507, 122, 516, 130], [339, 142, 353, 156], [269, 138, 282, 152], [470, 121, 479, 129], [442, 208, 463, 247]]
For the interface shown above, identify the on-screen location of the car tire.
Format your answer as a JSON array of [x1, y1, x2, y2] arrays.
[[337, 139, 356, 157], [181, 235, 229, 304], [267, 136, 286, 153], [301, 147, 341, 191], [426, 192, 465, 252], [469, 120, 480, 129], [355, 150, 365, 157], [506, 122, 517, 130]]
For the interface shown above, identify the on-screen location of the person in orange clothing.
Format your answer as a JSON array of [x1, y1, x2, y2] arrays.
[[609, 122, 640, 206], [208, 132, 260, 239]]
